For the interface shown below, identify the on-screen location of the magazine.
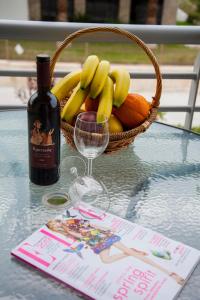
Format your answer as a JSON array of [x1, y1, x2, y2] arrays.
[[11, 201, 200, 300]]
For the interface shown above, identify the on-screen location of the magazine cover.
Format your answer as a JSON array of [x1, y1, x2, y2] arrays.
[[11, 202, 200, 300]]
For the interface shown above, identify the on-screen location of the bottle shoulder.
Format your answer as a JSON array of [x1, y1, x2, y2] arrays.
[[28, 91, 59, 109]]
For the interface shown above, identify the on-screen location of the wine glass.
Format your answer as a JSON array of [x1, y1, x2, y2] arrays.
[[68, 111, 110, 209]]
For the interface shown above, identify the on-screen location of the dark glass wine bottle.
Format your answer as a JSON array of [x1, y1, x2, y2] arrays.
[[27, 54, 60, 185]]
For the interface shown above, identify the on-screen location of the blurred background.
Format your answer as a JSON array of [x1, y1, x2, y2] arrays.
[[0, 0, 200, 132]]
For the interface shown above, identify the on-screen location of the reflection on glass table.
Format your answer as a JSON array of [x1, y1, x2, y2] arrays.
[[0, 110, 199, 300]]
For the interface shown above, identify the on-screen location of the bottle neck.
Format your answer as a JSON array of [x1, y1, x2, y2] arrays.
[[37, 60, 51, 92]]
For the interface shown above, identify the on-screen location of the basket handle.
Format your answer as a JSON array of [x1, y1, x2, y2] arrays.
[[50, 26, 162, 108]]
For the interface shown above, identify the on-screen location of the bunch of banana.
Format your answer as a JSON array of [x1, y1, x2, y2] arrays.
[[80, 55, 99, 89], [109, 68, 130, 107], [61, 83, 89, 123], [89, 60, 110, 99], [97, 76, 113, 123], [51, 54, 131, 127], [51, 70, 81, 101], [62, 57, 111, 123]]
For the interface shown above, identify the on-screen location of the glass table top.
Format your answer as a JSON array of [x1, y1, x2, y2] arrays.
[[0, 110, 199, 299]]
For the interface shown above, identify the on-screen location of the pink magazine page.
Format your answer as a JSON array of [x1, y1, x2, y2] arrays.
[[11, 202, 200, 300]]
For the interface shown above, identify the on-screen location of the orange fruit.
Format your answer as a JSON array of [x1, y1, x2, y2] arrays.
[[113, 93, 151, 129]]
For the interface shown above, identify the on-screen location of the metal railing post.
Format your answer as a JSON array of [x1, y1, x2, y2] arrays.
[[185, 54, 200, 130]]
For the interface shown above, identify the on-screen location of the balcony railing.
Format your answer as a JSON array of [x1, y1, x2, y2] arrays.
[[0, 20, 200, 130]]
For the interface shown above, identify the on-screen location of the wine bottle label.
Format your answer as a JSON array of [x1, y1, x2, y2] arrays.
[[30, 119, 56, 169]]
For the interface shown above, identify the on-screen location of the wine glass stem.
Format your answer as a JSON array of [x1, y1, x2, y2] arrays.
[[87, 158, 93, 177]]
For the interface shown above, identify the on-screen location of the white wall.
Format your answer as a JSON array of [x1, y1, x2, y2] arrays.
[[0, 0, 28, 20]]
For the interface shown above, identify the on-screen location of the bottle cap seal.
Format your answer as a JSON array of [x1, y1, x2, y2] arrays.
[[37, 54, 50, 63]]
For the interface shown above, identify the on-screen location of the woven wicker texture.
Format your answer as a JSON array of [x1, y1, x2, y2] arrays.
[[50, 26, 162, 153]]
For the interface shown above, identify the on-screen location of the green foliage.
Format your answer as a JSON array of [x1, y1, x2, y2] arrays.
[[157, 112, 166, 120], [175, 123, 200, 134], [0, 40, 199, 65], [176, 20, 191, 25], [192, 126, 200, 133], [179, 0, 200, 25], [188, 12, 200, 25]]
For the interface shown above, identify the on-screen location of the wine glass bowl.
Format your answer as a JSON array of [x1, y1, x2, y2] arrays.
[[74, 111, 109, 161]]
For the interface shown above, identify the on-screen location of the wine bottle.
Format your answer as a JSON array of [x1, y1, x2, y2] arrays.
[[27, 54, 60, 185]]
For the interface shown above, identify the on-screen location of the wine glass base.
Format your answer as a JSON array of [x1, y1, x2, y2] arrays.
[[59, 156, 86, 191], [68, 175, 110, 212]]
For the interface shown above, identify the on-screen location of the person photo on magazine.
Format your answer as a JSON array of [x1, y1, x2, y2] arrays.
[[46, 217, 185, 286]]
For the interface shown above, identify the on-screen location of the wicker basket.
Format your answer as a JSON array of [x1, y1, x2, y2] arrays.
[[50, 26, 162, 153]]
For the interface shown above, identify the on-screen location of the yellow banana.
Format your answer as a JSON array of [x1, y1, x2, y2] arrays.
[[97, 76, 113, 123], [109, 68, 130, 107], [89, 60, 110, 99], [80, 55, 99, 89], [61, 83, 88, 124], [51, 70, 81, 101]]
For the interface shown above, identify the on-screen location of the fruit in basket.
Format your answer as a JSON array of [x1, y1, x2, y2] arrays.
[[54, 55, 150, 132], [80, 55, 99, 89], [51, 70, 81, 101], [61, 82, 89, 123], [97, 76, 113, 123], [109, 68, 130, 108], [80, 102, 86, 112], [89, 60, 110, 99], [108, 115, 123, 133], [79, 112, 97, 122], [113, 93, 151, 129], [76, 102, 86, 116], [85, 96, 99, 112]]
